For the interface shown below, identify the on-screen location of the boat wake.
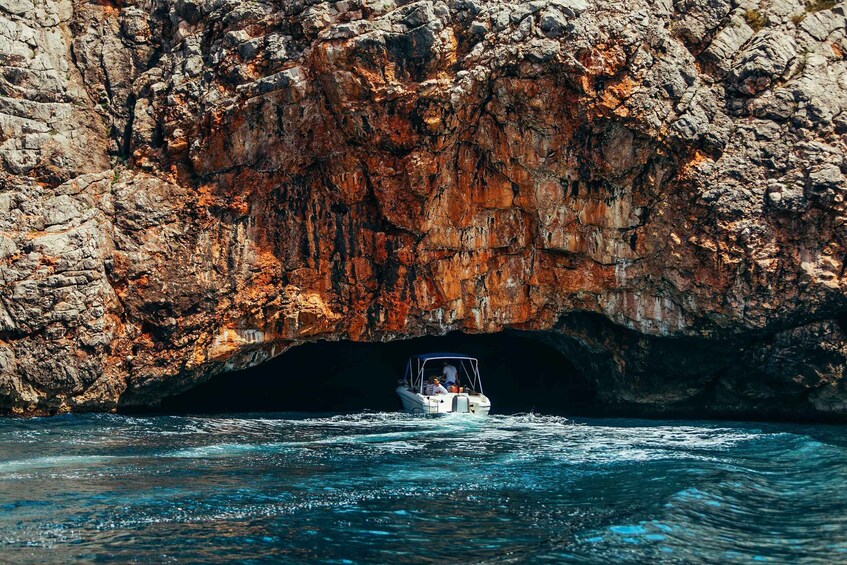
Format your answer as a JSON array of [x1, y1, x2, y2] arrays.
[[0, 412, 845, 563]]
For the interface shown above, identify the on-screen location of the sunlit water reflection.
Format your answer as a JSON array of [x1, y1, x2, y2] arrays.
[[1, 412, 845, 563]]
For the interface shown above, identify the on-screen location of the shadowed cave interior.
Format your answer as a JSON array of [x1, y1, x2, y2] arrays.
[[158, 331, 596, 415]]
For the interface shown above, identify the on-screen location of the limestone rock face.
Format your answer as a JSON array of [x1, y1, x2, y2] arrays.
[[1, 0, 846, 418]]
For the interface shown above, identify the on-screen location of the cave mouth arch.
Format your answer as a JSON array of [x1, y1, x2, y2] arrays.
[[158, 331, 596, 415]]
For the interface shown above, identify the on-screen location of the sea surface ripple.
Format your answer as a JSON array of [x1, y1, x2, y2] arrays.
[[0, 412, 846, 563]]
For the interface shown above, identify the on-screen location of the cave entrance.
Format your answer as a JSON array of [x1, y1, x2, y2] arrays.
[[159, 331, 595, 415]]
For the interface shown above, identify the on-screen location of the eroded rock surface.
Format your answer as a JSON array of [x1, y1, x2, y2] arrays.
[[1, 0, 846, 418]]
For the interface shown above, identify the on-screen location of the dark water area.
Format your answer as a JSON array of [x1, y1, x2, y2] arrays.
[[1, 413, 846, 563]]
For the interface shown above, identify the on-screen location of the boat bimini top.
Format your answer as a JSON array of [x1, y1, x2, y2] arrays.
[[402, 353, 484, 395]]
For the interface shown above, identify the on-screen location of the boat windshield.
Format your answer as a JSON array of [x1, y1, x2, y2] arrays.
[[402, 354, 483, 394]]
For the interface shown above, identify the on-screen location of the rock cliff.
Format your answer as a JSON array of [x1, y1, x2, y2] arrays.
[[1, 0, 846, 418]]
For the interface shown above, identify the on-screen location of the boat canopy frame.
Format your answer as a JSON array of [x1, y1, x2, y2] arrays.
[[402, 353, 483, 394]]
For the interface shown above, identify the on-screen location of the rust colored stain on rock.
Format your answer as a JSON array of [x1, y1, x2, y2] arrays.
[[1, 0, 846, 419]]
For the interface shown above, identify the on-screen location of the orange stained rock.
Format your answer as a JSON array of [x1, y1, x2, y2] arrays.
[[346, 313, 368, 341], [96, 1, 120, 17], [542, 258, 614, 295], [350, 257, 378, 291], [535, 178, 563, 209], [476, 175, 516, 209], [4, 0, 846, 423], [595, 75, 636, 118], [578, 200, 609, 226], [330, 167, 369, 204], [384, 296, 412, 332], [679, 150, 714, 177]]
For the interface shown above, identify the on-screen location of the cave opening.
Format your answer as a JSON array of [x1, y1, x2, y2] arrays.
[[158, 331, 596, 415]]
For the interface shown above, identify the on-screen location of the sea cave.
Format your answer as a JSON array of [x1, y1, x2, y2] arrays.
[[158, 332, 595, 415]]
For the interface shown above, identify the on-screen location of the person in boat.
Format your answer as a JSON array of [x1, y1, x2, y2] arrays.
[[423, 377, 435, 395], [431, 378, 449, 395], [442, 362, 458, 388]]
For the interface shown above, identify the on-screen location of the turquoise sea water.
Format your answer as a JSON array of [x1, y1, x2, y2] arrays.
[[1, 412, 846, 563]]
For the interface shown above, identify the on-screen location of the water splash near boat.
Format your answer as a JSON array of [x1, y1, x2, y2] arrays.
[[0, 413, 845, 562]]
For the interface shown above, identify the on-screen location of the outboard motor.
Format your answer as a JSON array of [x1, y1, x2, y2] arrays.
[[452, 395, 470, 413]]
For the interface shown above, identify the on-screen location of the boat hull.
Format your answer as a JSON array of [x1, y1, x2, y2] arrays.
[[396, 386, 491, 415]]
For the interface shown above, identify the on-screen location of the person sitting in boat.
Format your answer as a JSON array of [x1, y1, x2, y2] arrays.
[[423, 377, 435, 395], [442, 362, 458, 388], [431, 378, 449, 395]]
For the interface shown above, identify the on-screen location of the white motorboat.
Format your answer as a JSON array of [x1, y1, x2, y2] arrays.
[[396, 353, 491, 415]]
